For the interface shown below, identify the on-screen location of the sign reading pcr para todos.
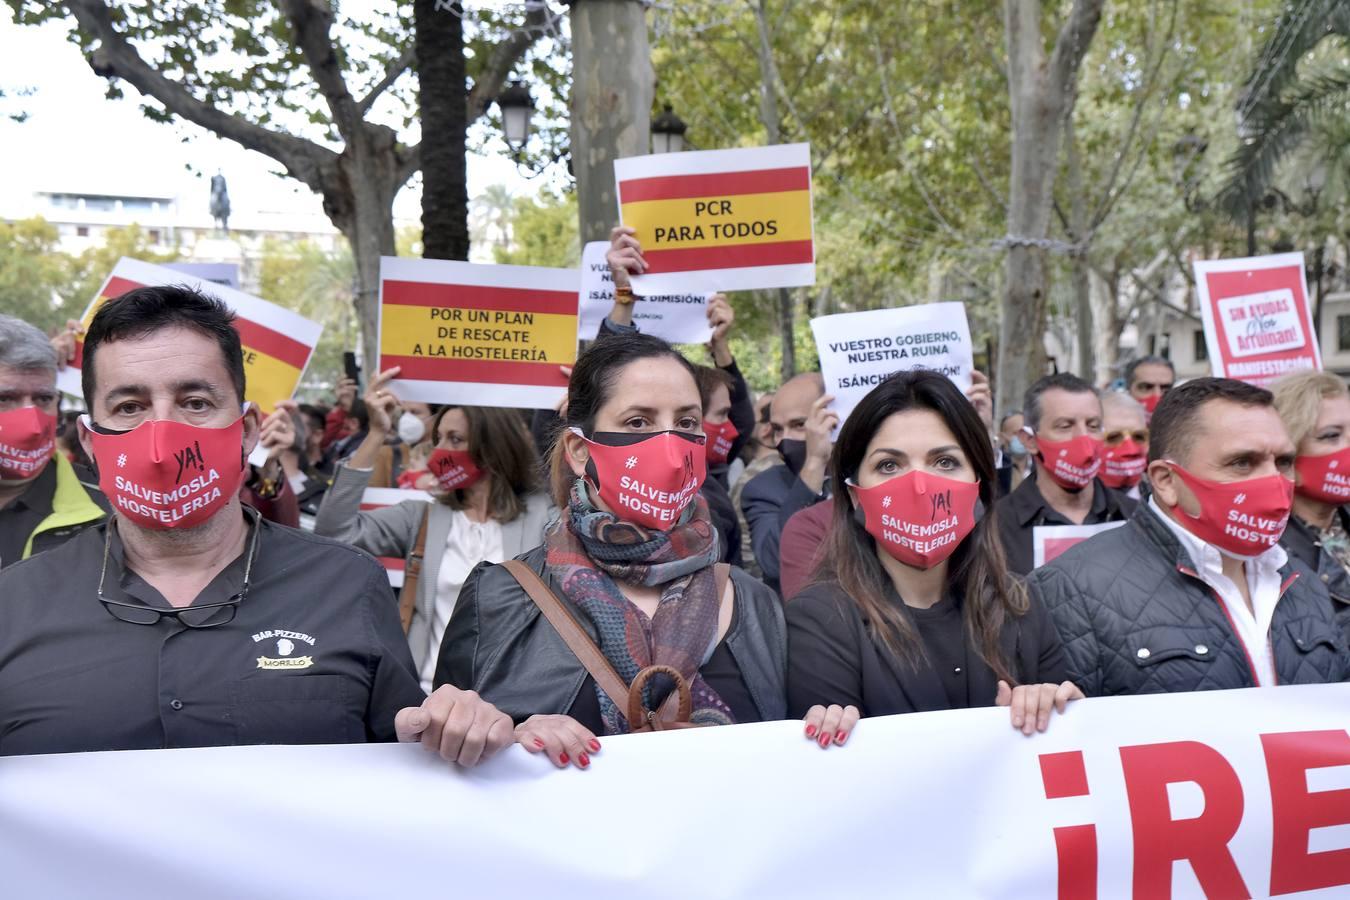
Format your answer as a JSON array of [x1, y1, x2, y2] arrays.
[[378, 257, 580, 409], [615, 142, 815, 295], [1194, 252, 1321, 387], [55, 257, 323, 415]]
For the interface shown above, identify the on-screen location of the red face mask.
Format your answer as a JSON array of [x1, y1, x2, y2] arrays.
[[1294, 448, 1350, 506], [849, 470, 980, 570], [703, 419, 739, 467], [575, 428, 707, 532], [1140, 393, 1162, 420], [426, 448, 484, 492], [0, 406, 57, 481], [1100, 439, 1147, 491], [1165, 462, 1294, 558], [85, 415, 247, 530], [1034, 433, 1103, 491]]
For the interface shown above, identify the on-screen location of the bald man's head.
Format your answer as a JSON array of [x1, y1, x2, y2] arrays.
[[769, 373, 825, 446]]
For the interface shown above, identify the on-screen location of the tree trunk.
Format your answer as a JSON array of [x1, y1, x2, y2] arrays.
[[1064, 118, 1095, 383], [1089, 265, 1122, 386], [570, 0, 653, 245], [777, 288, 796, 381], [415, 0, 469, 261], [997, 0, 1105, 411]]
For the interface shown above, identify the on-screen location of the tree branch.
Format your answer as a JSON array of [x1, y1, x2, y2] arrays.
[[1048, 0, 1107, 102], [65, 0, 333, 192], [358, 47, 415, 115], [278, 0, 362, 142]]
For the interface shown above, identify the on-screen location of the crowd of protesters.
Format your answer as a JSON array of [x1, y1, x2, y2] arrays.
[[0, 225, 1345, 769]]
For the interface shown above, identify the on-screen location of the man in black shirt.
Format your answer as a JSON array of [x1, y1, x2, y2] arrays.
[[0, 286, 513, 766], [0, 314, 108, 568]]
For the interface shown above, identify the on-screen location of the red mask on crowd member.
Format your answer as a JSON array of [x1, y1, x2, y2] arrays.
[[1165, 462, 1294, 559], [1294, 448, 1350, 506], [703, 419, 739, 467], [849, 470, 980, 570], [574, 428, 707, 532], [1100, 438, 1147, 491], [85, 414, 247, 530], [426, 448, 484, 492], [1033, 433, 1103, 491], [0, 406, 57, 480], [1140, 394, 1162, 420]]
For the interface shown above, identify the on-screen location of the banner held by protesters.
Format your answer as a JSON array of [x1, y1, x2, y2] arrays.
[[54, 257, 323, 415], [1194, 252, 1321, 388], [378, 257, 580, 410], [811, 302, 974, 429], [577, 241, 714, 343], [615, 143, 814, 295]]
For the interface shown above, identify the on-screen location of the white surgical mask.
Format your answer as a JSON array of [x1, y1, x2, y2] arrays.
[[397, 411, 426, 445]]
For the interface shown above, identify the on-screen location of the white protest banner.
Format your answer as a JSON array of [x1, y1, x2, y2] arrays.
[[1194, 252, 1321, 387], [577, 241, 714, 343], [615, 142, 814, 294], [359, 487, 433, 587], [56, 258, 323, 414], [812, 302, 973, 427], [3, 685, 1347, 899], [378, 256, 580, 409], [1032, 521, 1128, 569]]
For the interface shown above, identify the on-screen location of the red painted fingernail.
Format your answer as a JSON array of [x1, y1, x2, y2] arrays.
[[805, 724, 817, 738], [588, 739, 601, 752], [818, 733, 830, 747], [559, 752, 570, 765], [836, 730, 847, 743], [578, 753, 590, 768]]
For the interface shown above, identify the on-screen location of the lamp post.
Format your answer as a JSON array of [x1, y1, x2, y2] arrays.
[[496, 80, 534, 156], [650, 103, 687, 154]]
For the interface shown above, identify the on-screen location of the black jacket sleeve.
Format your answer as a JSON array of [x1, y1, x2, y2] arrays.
[[1027, 565, 1103, 696], [363, 564, 427, 741], [722, 358, 755, 463], [786, 584, 866, 718], [434, 560, 488, 691]]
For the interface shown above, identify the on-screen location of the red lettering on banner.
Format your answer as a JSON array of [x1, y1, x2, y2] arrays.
[[1119, 741, 1251, 899], [1263, 729, 1350, 896], [1039, 750, 1097, 899]]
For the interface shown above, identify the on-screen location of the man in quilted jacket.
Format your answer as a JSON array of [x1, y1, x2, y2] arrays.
[[1029, 377, 1350, 695]]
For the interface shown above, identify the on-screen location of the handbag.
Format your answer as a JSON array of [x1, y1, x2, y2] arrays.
[[501, 558, 730, 732], [397, 506, 431, 635]]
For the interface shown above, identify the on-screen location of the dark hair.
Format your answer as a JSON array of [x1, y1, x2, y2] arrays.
[[815, 370, 1028, 684], [297, 403, 328, 433], [998, 410, 1023, 430], [694, 365, 734, 412], [1149, 377, 1273, 464], [431, 405, 539, 522], [82, 285, 245, 407], [549, 332, 699, 508], [346, 397, 370, 432], [1124, 355, 1175, 389], [1024, 372, 1098, 432]]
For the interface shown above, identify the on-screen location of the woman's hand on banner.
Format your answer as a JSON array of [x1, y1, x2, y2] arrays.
[[606, 225, 647, 290], [363, 367, 403, 436], [802, 704, 860, 749], [515, 714, 601, 770], [995, 680, 1084, 735], [395, 686, 516, 768]]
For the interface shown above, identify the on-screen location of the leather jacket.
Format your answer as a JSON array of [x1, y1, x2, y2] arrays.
[[434, 546, 787, 724]]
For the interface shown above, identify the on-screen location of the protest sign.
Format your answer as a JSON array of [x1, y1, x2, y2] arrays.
[[378, 257, 579, 409], [1194, 252, 1321, 387], [1032, 521, 1127, 569], [615, 143, 814, 294], [2, 684, 1347, 899], [811, 302, 973, 427], [577, 241, 714, 343], [164, 261, 241, 289], [360, 487, 433, 587], [54, 257, 322, 415]]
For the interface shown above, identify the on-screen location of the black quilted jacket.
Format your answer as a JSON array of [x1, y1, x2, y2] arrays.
[[1029, 504, 1350, 696]]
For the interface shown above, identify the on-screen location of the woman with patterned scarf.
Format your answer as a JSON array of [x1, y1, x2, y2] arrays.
[[435, 332, 786, 768]]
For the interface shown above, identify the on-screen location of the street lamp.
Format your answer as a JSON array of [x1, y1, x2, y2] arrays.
[[496, 80, 534, 154], [651, 103, 687, 154]]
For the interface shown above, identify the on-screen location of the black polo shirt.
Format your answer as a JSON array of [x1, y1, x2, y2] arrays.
[[0, 511, 424, 756], [993, 470, 1137, 576]]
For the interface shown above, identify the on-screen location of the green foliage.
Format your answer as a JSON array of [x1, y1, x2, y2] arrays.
[[66, 224, 181, 312], [492, 188, 578, 268], [0, 218, 73, 330], [257, 236, 355, 397]]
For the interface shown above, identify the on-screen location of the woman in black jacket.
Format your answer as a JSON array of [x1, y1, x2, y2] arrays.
[[436, 332, 786, 769], [788, 370, 1080, 748]]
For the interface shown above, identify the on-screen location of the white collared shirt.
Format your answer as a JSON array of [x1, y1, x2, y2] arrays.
[[1148, 497, 1287, 685]]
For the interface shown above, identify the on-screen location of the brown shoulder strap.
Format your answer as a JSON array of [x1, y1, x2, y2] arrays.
[[397, 506, 432, 635], [501, 559, 631, 715]]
